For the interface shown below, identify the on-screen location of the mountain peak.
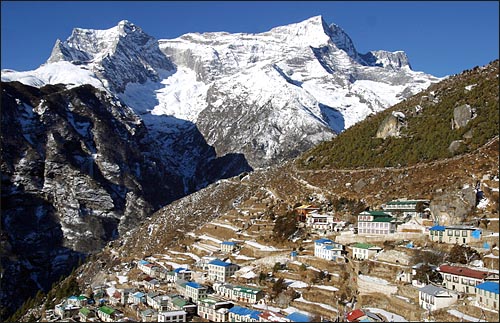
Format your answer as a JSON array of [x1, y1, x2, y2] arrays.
[[117, 20, 139, 35], [268, 15, 332, 47]]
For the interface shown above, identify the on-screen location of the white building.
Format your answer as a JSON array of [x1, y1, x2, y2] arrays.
[[351, 243, 382, 260], [438, 264, 499, 294], [208, 259, 239, 282], [305, 212, 335, 231], [382, 199, 429, 218], [314, 238, 344, 261], [184, 281, 208, 302], [357, 211, 396, 235], [221, 241, 238, 253], [475, 281, 499, 311], [158, 310, 187, 322], [197, 297, 234, 322], [419, 284, 458, 311]]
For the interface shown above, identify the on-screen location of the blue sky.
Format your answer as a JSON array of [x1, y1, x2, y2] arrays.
[[1, 1, 498, 77]]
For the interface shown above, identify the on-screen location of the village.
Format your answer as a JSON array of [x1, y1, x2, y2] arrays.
[[43, 195, 499, 323]]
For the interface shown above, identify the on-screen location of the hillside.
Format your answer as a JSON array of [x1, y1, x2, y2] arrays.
[[297, 60, 499, 169], [9, 61, 499, 322]]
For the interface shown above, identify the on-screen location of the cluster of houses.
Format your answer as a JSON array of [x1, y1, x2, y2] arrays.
[[418, 264, 499, 313], [49, 252, 316, 322], [299, 198, 498, 319], [46, 197, 497, 322]]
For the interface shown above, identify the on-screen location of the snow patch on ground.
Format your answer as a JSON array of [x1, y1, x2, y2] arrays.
[[365, 308, 408, 322], [447, 309, 486, 322], [295, 296, 338, 312], [359, 274, 390, 285], [245, 240, 283, 251]]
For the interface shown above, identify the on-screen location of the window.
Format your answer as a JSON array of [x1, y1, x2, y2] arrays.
[[462, 231, 467, 237], [447, 230, 452, 236], [455, 230, 460, 236]]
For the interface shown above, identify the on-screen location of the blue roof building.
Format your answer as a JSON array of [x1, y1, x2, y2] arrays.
[[186, 281, 202, 289], [475, 281, 499, 311], [209, 259, 233, 267], [286, 312, 311, 322], [222, 241, 236, 246], [138, 260, 150, 265], [314, 238, 343, 261], [174, 267, 188, 273], [228, 306, 261, 321], [208, 259, 239, 282], [476, 281, 499, 294], [314, 238, 333, 244]]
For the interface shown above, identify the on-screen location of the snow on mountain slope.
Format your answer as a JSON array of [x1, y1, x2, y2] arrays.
[[1, 61, 105, 89], [2, 15, 440, 168]]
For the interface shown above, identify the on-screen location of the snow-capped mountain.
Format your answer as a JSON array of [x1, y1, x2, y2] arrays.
[[3, 15, 440, 169]]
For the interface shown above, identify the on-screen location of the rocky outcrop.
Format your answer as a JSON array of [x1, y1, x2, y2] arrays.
[[452, 104, 474, 129], [429, 185, 477, 225], [376, 112, 406, 139]]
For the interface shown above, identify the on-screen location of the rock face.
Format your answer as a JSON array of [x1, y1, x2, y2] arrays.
[[376, 111, 406, 139], [429, 185, 477, 225], [0, 81, 250, 317], [453, 104, 474, 129], [47, 20, 175, 93]]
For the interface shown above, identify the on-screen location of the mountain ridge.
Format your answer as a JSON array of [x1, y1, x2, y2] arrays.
[[2, 16, 440, 169]]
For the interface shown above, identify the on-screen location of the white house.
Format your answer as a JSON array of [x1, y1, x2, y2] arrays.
[[438, 264, 499, 294], [444, 225, 482, 245], [158, 310, 187, 322], [97, 306, 116, 322], [184, 281, 209, 302], [137, 259, 158, 276], [228, 305, 261, 322], [314, 238, 344, 261], [221, 241, 238, 253], [351, 243, 382, 260], [357, 211, 396, 235], [475, 281, 499, 311], [305, 212, 335, 231], [208, 259, 239, 282], [197, 297, 234, 322], [419, 284, 458, 311], [166, 267, 192, 283], [382, 199, 429, 218]]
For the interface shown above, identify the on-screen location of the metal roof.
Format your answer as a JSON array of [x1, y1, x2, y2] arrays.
[[314, 238, 333, 244], [99, 306, 115, 315], [439, 265, 496, 280], [419, 284, 453, 297], [233, 286, 261, 294], [209, 259, 235, 267], [229, 306, 261, 319], [286, 312, 311, 322], [186, 281, 204, 289], [475, 281, 499, 294]]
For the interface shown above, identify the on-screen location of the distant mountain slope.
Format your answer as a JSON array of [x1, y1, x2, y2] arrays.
[[297, 60, 499, 169]]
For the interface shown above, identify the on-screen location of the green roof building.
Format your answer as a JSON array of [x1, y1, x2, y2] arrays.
[[357, 210, 396, 235]]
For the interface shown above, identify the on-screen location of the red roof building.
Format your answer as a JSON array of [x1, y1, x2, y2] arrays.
[[438, 264, 499, 294], [439, 265, 497, 280], [346, 309, 367, 322]]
